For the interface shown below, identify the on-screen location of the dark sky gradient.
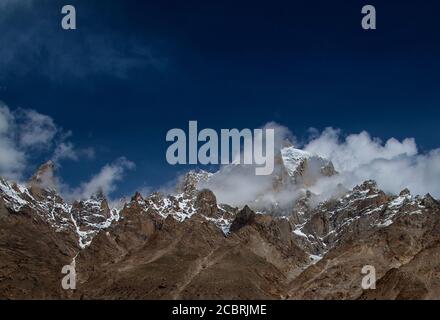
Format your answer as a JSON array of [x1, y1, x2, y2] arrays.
[[1, 0, 439, 196]]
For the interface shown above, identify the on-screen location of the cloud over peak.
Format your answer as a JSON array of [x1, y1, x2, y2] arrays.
[[0, 102, 135, 202], [304, 127, 440, 198], [201, 122, 440, 208], [69, 157, 136, 200], [0, 102, 96, 179]]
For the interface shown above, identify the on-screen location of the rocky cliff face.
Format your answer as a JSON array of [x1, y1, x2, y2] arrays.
[[1, 149, 440, 300], [287, 183, 440, 299]]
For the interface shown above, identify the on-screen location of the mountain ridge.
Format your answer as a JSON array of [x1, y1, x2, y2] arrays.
[[1, 147, 439, 299]]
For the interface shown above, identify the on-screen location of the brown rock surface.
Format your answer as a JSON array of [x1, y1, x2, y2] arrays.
[[195, 189, 218, 217], [72, 207, 309, 299], [1, 159, 440, 300], [0, 208, 78, 299]]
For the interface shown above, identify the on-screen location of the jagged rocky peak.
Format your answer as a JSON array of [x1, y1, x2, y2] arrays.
[[342, 180, 389, 209], [145, 191, 165, 203], [131, 191, 144, 203], [194, 189, 218, 217], [91, 189, 106, 201], [70, 190, 116, 248], [125, 191, 147, 212], [72, 190, 111, 224], [29, 160, 56, 189], [353, 180, 380, 194], [177, 170, 212, 195], [92, 190, 111, 215], [279, 146, 337, 187], [421, 193, 438, 208], [26, 160, 60, 200], [399, 188, 411, 196], [25, 162, 67, 205], [230, 205, 256, 232]]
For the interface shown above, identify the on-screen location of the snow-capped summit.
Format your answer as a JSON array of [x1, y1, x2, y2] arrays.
[[280, 147, 312, 175], [280, 146, 336, 186]]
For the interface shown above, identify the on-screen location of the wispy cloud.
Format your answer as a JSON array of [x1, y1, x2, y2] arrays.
[[0, 102, 94, 179], [200, 122, 298, 207], [304, 127, 440, 198], [0, 2, 167, 81], [0, 103, 62, 179], [68, 157, 136, 200], [0, 101, 136, 201], [17, 109, 58, 149], [200, 122, 440, 209], [52, 142, 95, 163], [0, 0, 34, 9], [0, 105, 26, 179]]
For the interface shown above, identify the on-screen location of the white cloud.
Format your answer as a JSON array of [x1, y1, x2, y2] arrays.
[[17, 109, 57, 149], [70, 157, 135, 200], [0, 104, 26, 179], [0, 139, 26, 180], [304, 128, 440, 198], [304, 128, 417, 172], [200, 122, 300, 207], [52, 142, 95, 163], [0, 6, 166, 81], [0, 102, 96, 180], [0, 102, 134, 202], [0, 104, 13, 133], [199, 123, 440, 209], [201, 166, 275, 207]]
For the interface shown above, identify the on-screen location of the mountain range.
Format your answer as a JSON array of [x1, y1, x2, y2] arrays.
[[1, 146, 440, 300]]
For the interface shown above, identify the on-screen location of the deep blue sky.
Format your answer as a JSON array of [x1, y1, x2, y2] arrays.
[[1, 0, 439, 196]]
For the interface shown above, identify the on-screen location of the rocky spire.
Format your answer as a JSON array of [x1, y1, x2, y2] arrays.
[[177, 170, 211, 195], [29, 160, 57, 190], [230, 205, 256, 232], [91, 189, 107, 202], [421, 193, 438, 208], [354, 180, 379, 193], [131, 191, 144, 202], [195, 189, 218, 217]]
